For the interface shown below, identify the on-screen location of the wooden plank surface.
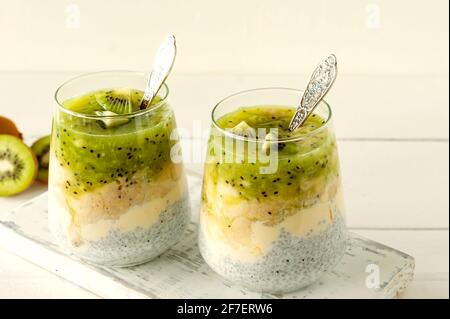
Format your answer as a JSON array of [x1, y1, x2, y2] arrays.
[[355, 230, 449, 299], [0, 191, 415, 299], [1, 228, 446, 299], [340, 141, 449, 229], [0, 72, 448, 298], [0, 248, 98, 299], [1, 169, 446, 299]]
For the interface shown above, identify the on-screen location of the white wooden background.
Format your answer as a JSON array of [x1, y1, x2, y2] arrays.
[[0, 0, 448, 299], [0, 0, 448, 75]]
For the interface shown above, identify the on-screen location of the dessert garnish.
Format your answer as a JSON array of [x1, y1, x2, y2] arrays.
[[288, 54, 337, 131]]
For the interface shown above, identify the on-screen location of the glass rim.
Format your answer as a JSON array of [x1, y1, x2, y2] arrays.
[[54, 70, 169, 119], [211, 87, 333, 143]]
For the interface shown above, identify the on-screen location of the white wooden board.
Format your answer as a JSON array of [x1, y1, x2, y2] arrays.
[[0, 174, 415, 299], [355, 230, 449, 299]]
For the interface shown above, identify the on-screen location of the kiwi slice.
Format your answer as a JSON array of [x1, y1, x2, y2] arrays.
[[95, 110, 130, 128], [0, 135, 38, 196], [230, 121, 256, 138], [95, 88, 138, 115], [0, 116, 23, 140], [31, 135, 51, 184], [62, 93, 102, 115]]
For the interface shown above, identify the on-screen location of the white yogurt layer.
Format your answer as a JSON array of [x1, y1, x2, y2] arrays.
[[200, 179, 345, 263], [48, 156, 187, 249]]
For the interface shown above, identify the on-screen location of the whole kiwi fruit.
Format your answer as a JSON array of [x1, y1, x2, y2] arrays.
[[31, 135, 51, 184]]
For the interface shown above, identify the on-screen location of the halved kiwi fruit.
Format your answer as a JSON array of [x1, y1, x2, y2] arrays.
[[31, 135, 51, 184], [0, 135, 38, 196], [95, 88, 138, 115], [0, 116, 23, 140]]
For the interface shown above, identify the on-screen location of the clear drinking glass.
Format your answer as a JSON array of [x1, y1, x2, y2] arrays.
[[49, 71, 191, 267], [199, 88, 348, 293]]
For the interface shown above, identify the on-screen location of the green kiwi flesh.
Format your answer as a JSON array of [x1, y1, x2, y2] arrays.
[[63, 88, 162, 128], [95, 88, 135, 114], [31, 135, 51, 184], [53, 89, 172, 196], [204, 105, 339, 201], [0, 135, 38, 196]]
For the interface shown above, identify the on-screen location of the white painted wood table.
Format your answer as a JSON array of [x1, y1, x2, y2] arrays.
[[0, 72, 448, 298]]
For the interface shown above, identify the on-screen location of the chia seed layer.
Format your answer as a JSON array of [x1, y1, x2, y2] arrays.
[[199, 212, 347, 293], [51, 194, 191, 267]]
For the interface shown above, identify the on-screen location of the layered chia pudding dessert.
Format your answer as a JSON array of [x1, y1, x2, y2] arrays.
[[49, 72, 190, 267], [199, 88, 347, 293]]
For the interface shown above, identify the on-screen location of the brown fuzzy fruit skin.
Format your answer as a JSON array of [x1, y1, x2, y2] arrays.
[[0, 116, 23, 140]]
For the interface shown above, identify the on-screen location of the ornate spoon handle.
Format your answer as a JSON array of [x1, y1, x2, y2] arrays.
[[288, 54, 338, 131], [140, 35, 177, 109]]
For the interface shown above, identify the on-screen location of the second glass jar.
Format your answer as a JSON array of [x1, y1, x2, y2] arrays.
[[199, 88, 348, 293]]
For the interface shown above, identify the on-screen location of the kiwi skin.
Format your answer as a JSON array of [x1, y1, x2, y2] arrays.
[[31, 135, 51, 184], [0, 135, 38, 196], [0, 115, 23, 140]]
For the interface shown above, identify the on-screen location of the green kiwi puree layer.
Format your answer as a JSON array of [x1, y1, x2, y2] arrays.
[[204, 105, 340, 201], [52, 88, 175, 196]]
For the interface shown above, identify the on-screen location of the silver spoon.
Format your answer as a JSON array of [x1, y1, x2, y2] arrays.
[[288, 54, 338, 131], [140, 34, 177, 109]]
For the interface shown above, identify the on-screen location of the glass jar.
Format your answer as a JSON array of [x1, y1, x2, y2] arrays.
[[49, 71, 191, 267], [199, 88, 347, 293]]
